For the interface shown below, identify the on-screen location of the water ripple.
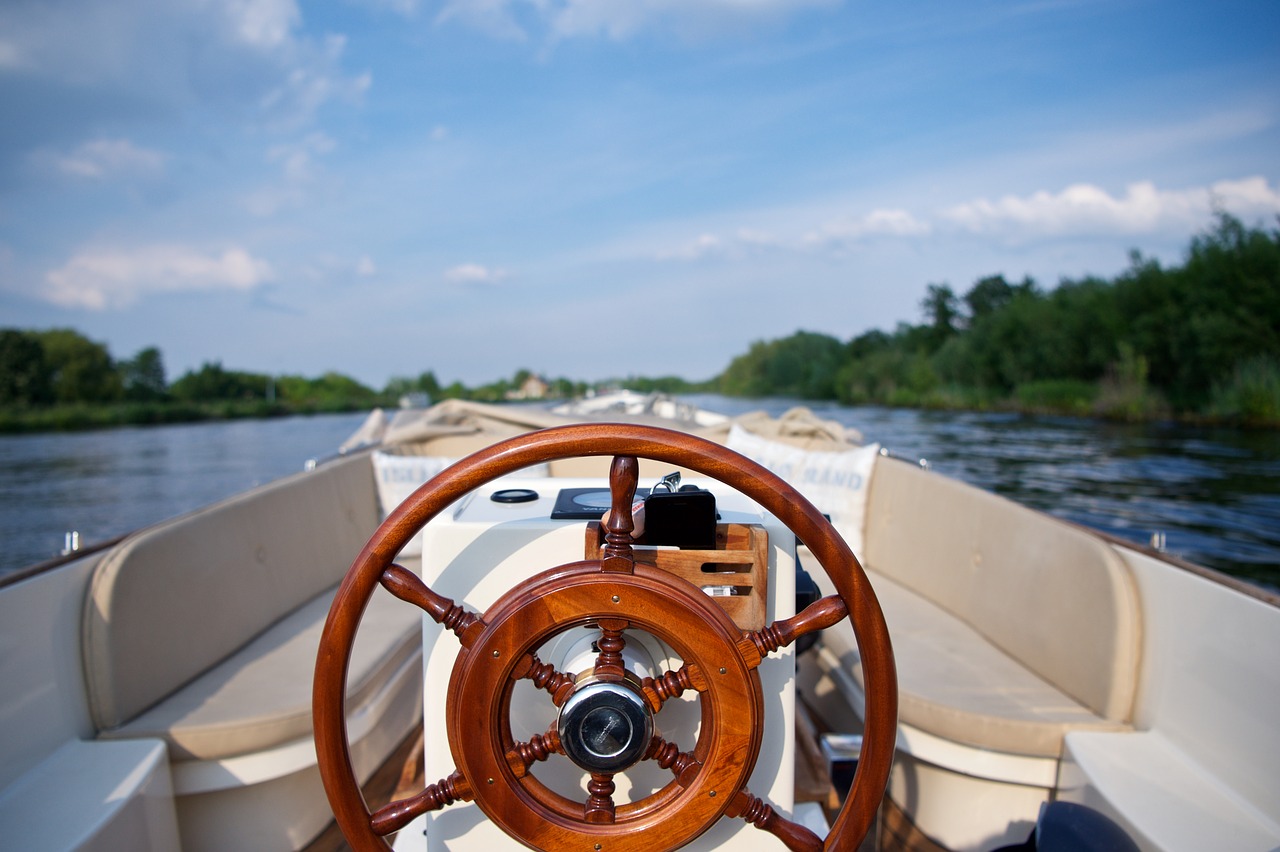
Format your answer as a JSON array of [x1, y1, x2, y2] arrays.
[[3, 402, 1278, 591], [690, 398, 1280, 590]]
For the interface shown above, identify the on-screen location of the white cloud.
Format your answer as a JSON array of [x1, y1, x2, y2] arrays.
[[369, 0, 420, 13], [43, 245, 274, 310], [659, 227, 803, 261], [0, 0, 367, 132], [802, 208, 931, 249], [256, 34, 371, 127], [223, 0, 300, 50], [653, 177, 1280, 267], [445, 262, 509, 283], [1209, 176, 1280, 217], [243, 132, 339, 215], [437, 0, 839, 41], [942, 177, 1280, 240], [356, 255, 378, 276], [659, 233, 727, 261], [243, 185, 303, 217], [267, 131, 336, 182], [435, 0, 531, 41], [659, 208, 927, 261], [49, 138, 167, 180]]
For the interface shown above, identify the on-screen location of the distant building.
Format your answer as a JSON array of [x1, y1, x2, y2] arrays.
[[506, 374, 550, 400], [398, 392, 431, 409]]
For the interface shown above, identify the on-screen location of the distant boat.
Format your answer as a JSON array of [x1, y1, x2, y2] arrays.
[[553, 390, 733, 428], [2, 396, 1276, 851]]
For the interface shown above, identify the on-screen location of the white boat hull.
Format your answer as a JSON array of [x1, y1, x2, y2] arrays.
[[2, 398, 1277, 851]]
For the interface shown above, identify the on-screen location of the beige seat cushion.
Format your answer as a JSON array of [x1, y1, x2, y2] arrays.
[[862, 458, 1140, 723], [824, 570, 1130, 757], [100, 585, 421, 761], [83, 454, 380, 732]]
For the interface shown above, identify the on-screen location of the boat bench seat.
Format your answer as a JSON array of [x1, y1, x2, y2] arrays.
[[83, 453, 387, 735], [818, 457, 1141, 759], [96, 581, 420, 761], [825, 570, 1129, 757], [79, 452, 423, 849]]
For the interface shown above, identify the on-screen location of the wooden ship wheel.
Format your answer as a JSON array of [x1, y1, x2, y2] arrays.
[[314, 423, 897, 851]]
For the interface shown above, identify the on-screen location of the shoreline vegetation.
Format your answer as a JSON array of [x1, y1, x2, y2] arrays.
[[3, 214, 1278, 434]]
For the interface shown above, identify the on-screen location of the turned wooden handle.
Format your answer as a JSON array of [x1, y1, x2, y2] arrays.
[[370, 771, 471, 836], [380, 563, 484, 647], [740, 595, 849, 666], [729, 790, 823, 852], [602, 455, 639, 572]]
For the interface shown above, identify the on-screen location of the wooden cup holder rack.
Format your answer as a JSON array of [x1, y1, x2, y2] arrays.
[[584, 522, 770, 631]]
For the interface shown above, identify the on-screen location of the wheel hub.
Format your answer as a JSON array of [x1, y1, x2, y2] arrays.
[[558, 678, 653, 773]]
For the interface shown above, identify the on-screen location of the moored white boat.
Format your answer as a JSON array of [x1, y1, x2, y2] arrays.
[[1, 396, 1277, 851]]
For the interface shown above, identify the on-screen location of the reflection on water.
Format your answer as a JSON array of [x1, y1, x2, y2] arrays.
[[2, 403, 1278, 591], [686, 396, 1280, 590]]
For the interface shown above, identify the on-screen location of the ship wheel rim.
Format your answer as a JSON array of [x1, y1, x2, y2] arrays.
[[314, 422, 897, 851]]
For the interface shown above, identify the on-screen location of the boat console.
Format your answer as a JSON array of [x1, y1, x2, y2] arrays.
[[417, 475, 796, 851], [314, 423, 897, 851]]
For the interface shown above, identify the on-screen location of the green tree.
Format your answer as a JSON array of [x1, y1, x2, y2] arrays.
[[962, 275, 1024, 324], [938, 279, 1052, 391], [385, 371, 442, 401], [719, 331, 845, 399], [439, 380, 468, 400], [35, 328, 122, 403], [1115, 214, 1280, 408], [1044, 277, 1123, 381], [920, 283, 960, 350], [837, 345, 938, 406], [171, 361, 269, 401], [121, 346, 168, 401], [0, 329, 54, 406]]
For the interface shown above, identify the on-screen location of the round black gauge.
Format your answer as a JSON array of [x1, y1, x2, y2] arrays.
[[490, 488, 539, 504]]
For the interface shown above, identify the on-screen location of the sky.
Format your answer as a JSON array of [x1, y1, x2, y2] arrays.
[[1, 0, 1278, 389]]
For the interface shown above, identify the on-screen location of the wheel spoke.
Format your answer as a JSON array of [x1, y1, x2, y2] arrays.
[[601, 455, 639, 573], [726, 789, 823, 852], [640, 663, 707, 713], [513, 652, 576, 706], [738, 595, 848, 668], [592, 619, 629, 680], [369, 770, 473, 836], [505, 728, 564, 779], [643, 734, 702, 787], [584, 772, 618, 824], [380, 563, 485, 648]]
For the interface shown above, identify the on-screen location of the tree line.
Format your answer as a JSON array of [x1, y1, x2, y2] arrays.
[[0, 328, 596, 431], [3, 213, 1277, 430], [0, 332, 384, 409], [717, 213, 1280, 425], [0, 330, 397, 431]]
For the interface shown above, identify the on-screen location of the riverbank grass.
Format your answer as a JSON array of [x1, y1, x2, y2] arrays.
[[1014, 380, 1098, 416], [0, 399, 377, 433], [1210, 357, 1280, 426]]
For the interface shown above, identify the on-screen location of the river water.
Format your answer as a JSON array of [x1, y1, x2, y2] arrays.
[[0, 413, 370, 578], [3, 400, 1278, 591]]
